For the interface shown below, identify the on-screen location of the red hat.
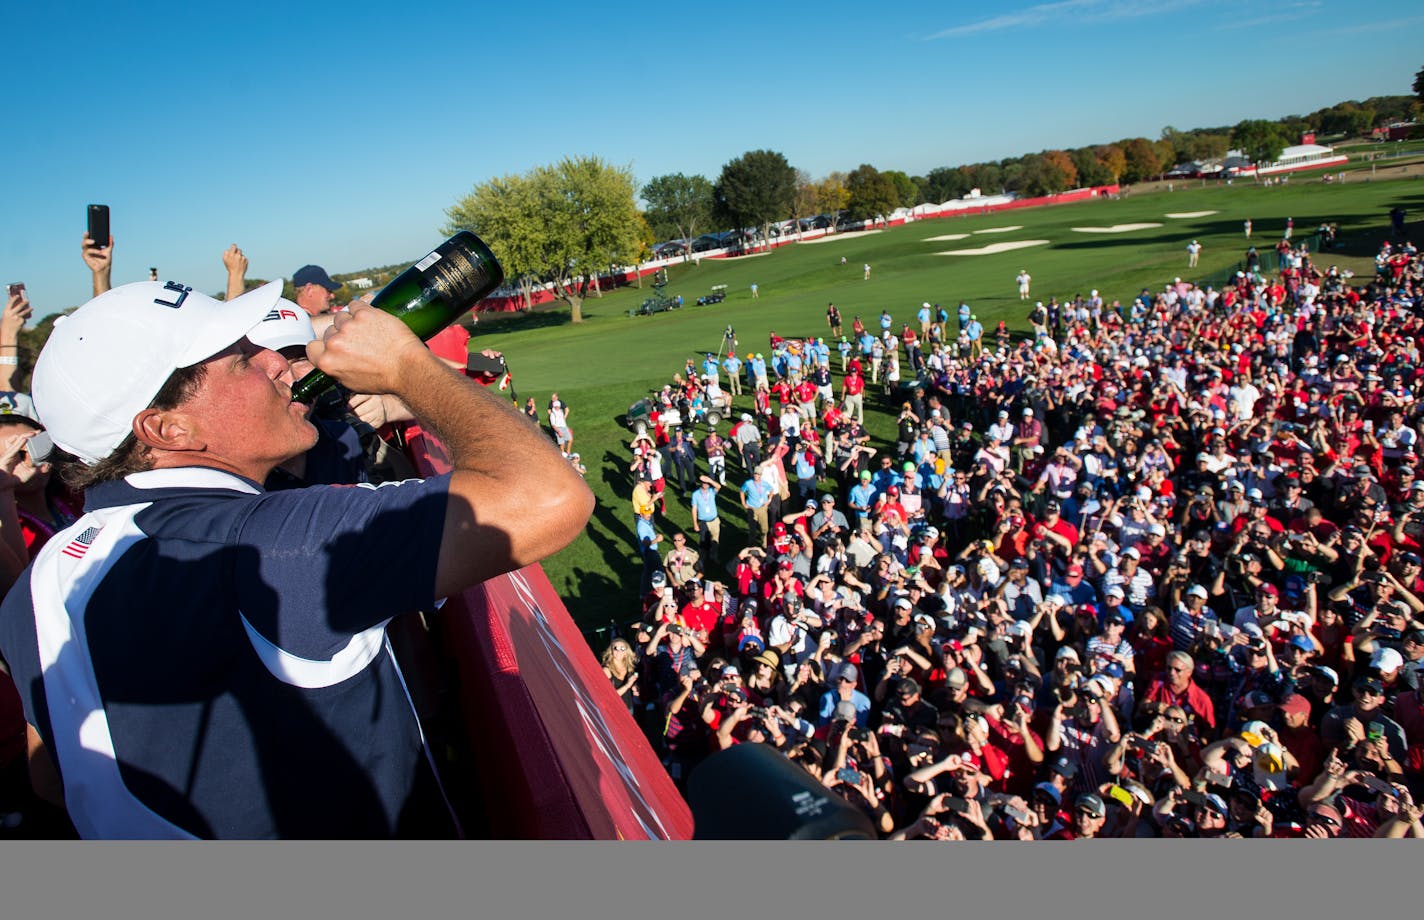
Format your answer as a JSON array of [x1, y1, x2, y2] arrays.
[[1277, 694, 1311, 718], [773, 522, 787, 535], [1066, 564, 1085, 580], [1257, 583, 1279, 597]]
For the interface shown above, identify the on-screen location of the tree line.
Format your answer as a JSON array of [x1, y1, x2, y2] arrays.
[[442, 91, 1420, 323]]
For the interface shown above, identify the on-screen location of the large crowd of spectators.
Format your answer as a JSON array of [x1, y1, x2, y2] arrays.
[[611, 227, 1424, 839], [5, 214, 1424, 839]]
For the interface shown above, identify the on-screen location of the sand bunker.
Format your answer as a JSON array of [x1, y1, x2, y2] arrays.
[[923, 233, 969, 241], [798, 229, 882, 244], [1165, 211, 1218, 218], [972, 226, 1022, 234], [1071, 223, 1163, 233], [937, 240, 1049, 256]]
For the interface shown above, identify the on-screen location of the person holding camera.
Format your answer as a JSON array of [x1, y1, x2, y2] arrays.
[[1045, 673, 1121, 796], [650, 622, 704, 699], [1140, 651, 1217, 736], [767, 592, 821, 677]]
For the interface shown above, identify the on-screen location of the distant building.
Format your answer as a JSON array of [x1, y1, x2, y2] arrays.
[[1371, 122, 1418, 142], [1252, 144, 1349, 176], [349, 277, 374, 290], [1203, 145, 1348, 178]]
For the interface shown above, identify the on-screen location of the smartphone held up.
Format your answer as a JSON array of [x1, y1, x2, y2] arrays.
[[87, 204, 111, 250], [5, 282, 30, 327]]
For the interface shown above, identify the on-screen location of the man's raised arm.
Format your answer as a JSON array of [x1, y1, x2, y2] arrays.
[[307, 302, 593, 597]]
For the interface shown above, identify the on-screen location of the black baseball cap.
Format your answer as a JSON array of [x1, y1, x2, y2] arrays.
[[292, 264, 342, 291], [1354, 676, 1384, 695]]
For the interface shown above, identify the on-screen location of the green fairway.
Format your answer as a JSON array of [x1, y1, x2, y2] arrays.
[[469, 177, 1424, 636]]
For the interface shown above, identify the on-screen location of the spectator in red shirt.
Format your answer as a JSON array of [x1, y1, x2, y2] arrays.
[[679, 582, 721, 640], [1140, 650, 1217, 733], [1276, 692, 1324, 784]]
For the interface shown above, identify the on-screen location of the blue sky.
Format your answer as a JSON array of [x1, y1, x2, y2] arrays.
[[2, 0, 1418, 316]]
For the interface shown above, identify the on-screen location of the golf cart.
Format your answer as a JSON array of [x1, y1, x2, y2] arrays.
[[696, 285, 727, 306], [629, 270, 680, 316]]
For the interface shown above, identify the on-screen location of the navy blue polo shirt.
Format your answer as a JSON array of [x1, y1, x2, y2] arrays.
[[0, 465, 449, 838]]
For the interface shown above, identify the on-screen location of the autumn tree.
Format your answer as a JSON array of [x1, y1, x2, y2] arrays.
[[1041, 150, 1078, 189], [790, 169, 819, 238], [1095, 144, 1126, 182], [814, 173, 850, 225], [1153, 139, 1177, 172], [1119, 138, 1161, 183], [1069, 147, 1114, 187]]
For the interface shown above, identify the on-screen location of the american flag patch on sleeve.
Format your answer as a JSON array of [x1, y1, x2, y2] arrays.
[[61, 526, 103, 560]]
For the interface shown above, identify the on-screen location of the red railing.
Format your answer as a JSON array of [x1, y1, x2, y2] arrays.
[[401, 421, 693, 839]]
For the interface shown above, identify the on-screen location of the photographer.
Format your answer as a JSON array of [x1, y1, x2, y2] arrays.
[[823, 712, 895, 836], [650, 622, 704, 698], [1044, 676, 1121, 794]]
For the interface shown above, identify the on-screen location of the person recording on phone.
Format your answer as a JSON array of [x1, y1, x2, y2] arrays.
[[1, 286, 34, 395], [0, 276, 592, 839], [81, 234, 114, 297]]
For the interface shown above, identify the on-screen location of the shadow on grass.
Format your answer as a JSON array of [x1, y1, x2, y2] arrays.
[[1331, 217, 1424, 259], [1047, 214, 1380, 252], [468, 306, 572, 336], [562, 566, 630, 630], [594, 450, 638, 550]]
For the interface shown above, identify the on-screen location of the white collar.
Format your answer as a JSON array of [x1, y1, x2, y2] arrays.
[[123, 466, 262, 495]]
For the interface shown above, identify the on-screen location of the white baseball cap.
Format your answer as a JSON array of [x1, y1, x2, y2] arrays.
[[1371, 646, 1403, 673], [33, 279, 283, 465], [246, 299, 315, 354]]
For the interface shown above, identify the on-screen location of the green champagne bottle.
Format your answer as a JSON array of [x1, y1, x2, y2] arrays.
[[289, 230, 504, 403]]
